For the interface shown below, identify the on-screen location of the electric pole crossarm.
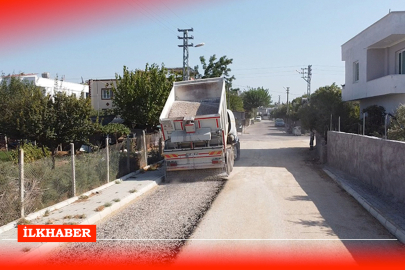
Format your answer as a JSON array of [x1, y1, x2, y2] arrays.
[[178, 28, 193, 32], [178, 36, 194, 39]]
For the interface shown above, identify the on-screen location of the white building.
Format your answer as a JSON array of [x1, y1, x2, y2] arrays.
[[0, 73, 88, 98], [341, 11, 405, 114], [88, 79, 116, 111]]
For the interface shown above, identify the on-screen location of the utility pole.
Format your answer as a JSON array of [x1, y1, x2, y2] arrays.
[[278, 95, 281, 106], [178, 28, 194, 81], [297, 65, 312, 101], [286, 87, 290, 115]]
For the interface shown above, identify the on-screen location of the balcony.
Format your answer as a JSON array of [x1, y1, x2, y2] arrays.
[[343, 74, 405, 101]]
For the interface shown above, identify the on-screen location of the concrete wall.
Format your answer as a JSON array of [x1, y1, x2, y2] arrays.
[[327, 131, 405, 203]]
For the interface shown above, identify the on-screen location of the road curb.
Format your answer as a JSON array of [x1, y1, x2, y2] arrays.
[[323, 168, 405, 244], [14, 174, 164, 266]]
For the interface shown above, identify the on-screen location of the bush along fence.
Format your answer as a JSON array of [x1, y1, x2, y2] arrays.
[[0, 131, 163, 226]]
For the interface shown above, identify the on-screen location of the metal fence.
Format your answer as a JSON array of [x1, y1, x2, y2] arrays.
[[0, 131, 163, 227]]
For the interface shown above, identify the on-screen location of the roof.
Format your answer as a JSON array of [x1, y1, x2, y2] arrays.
[[342, 11, 405, 47]]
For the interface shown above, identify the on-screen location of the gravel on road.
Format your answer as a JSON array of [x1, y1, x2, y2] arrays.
[[168, 101, 219, 118], [46, 180, 225, 265]]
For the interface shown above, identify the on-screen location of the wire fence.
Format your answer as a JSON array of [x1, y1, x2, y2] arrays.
[[0, 131, 163, 227]]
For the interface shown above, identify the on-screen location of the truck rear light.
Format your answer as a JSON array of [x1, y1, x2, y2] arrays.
[[167, 161, 177, 166], [212, 158, 222, 164]]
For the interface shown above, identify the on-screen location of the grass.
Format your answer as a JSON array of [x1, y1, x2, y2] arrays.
[[21, 247, 31, 253], [129, 189, 137, 193], [104, 202, 112, 207], [63, 222, 78, 225], [63, 215, 72, 219], [43, 210, 50, 217], [115, 180, 121, 184], [0, 151, 12, 162], [113, 198, 120, 202], [95, 205, 105, 212], [73, 214, 86, 219], [78, 195, 89, 201], [17, 218, 31, 225]]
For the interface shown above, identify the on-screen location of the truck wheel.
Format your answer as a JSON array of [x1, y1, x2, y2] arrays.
[[235, 141, 240, 161], [230, 150, 234, 172], [226, 149, 232, 176]]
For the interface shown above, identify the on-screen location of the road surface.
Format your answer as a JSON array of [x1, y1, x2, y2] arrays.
[[176, 119, 405, 264]]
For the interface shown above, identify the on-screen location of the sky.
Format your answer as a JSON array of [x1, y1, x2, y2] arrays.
[[1, 0, 404, 103]]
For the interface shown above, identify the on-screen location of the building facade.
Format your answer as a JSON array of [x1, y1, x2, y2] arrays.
[[88, 79, 116, 111], [0, 73, 89, 98], [341, 11, 405, 114]]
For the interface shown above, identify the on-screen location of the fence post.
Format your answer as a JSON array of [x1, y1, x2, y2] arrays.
[[330, 114, 333, 131], [106, 137, 110, 182], [126, 138, 131, 173], [5, 135, 8, 151], [143, 130, 148, 167], [19, 148, 24, 218], [338, 116, 341, 132], [70, 143, 76, 197], [363, 112, 366, 135]]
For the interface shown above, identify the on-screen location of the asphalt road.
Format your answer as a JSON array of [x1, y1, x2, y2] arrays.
[[176, 119, 405, 265]]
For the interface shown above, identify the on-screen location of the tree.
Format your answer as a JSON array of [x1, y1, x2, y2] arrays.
[[101, 123, 130, 139], [44, 92, 94, 155], [298, 83, 359, 137], [0, 77, 50, 143], [388, 104, 405, 141], [242, 87, 272, 112], [271, 104, 289, 120], [112, 64, 175, 129], [362, 105, 385, 136], [227, 89, 244, 111], [194, 54, 235, 89]]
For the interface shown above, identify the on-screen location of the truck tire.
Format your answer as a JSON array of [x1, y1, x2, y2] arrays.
[[226, 149, 233, 176], [234, 141, 240, 161], [230, 150, 234, 172]]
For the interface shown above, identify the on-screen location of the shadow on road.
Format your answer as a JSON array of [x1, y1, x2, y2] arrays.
[[234, 147, 404, 262]]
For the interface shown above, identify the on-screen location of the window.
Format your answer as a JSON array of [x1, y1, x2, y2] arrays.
[[398, 49, 405, 74], [101, 88, 113, 100], [353, 61, 359, 82]]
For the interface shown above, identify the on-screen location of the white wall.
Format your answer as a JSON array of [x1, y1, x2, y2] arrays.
[[89, 79, 116, 110], [359, 93, 405, 114], [1, 74, 88, 98]]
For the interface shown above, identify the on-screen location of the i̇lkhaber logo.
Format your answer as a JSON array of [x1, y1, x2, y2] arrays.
[[18, 225, 96, 242]]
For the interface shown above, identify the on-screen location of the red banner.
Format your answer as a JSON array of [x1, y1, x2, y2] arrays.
[[17, 225, 96, 242]]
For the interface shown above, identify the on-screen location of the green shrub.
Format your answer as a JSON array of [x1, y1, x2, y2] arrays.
[[7, 143, 51, 163]]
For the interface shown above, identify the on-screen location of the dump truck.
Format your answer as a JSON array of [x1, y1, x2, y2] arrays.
[[159, 77, 240, 181]]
